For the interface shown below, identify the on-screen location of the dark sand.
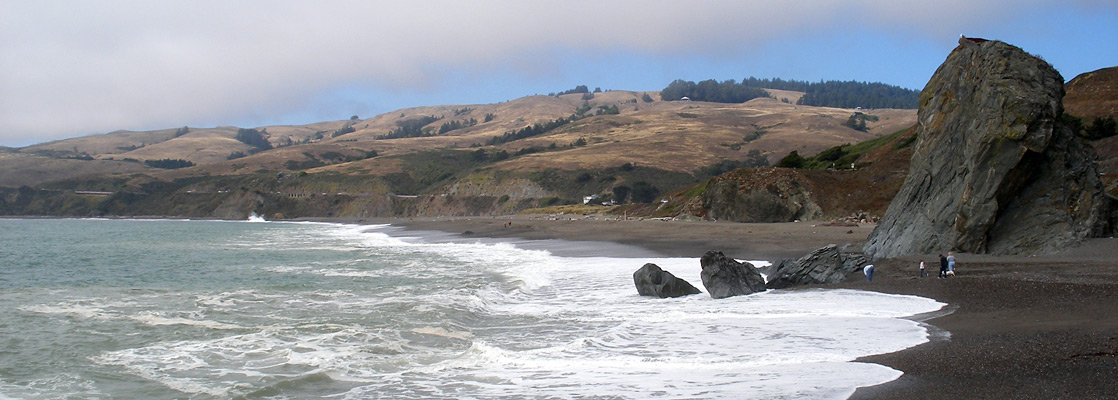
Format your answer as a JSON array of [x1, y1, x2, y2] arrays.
[[359, 215, 1118, 399]]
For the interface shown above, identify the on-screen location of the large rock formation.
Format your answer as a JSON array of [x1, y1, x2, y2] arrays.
[[699, 251, 766, 299], [633, 263, 701, 298], [865, 38, 1116, 258], [765, 244, 866, 289], [699, 168, 823, 222]]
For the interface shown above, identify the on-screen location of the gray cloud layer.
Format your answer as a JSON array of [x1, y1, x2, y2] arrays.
[[0, 0, 1110, 145]]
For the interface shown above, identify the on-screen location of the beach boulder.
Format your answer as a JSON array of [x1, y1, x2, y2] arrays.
[[633, 263, 701, 298], [765, 244, 863, 289], [864, 38, 1116, 258], [699, 250, 767, 299]]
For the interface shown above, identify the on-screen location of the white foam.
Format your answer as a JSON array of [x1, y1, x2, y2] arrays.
[[246, 213, 267, 222], [411, 326, 473, 340], [388, 252, 942, 399], [129, 311, 243, 330], [17, 297, 138, 321], [18, 303, 114, 320]]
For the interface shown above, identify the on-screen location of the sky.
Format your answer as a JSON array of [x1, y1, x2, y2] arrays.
[[2, 1, 1116, 147]]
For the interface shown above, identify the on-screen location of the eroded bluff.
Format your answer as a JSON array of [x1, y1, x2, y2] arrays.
[[865, 38, 1116, 258]]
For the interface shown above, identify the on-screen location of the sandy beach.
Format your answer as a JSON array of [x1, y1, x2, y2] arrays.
[[368, 215, 1118, 399]]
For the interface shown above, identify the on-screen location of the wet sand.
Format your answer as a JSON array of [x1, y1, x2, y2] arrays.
[[327, 215, 1118, 399]]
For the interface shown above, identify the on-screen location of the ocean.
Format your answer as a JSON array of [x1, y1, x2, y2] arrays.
[[0, 218, 945, 399]]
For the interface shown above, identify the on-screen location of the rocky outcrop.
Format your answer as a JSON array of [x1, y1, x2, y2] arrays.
[[699, 250, 766, 299], [864, 39, 1116, 258], [699, 168, 823, 222], [766, 245, 865, 289], [633, 263, 701, 298]]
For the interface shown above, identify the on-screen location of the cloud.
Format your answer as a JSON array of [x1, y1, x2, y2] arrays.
[[0, 0, 1106, 145]]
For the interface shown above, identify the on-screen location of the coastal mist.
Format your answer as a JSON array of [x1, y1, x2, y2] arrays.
[[0, 219, 943, 399]]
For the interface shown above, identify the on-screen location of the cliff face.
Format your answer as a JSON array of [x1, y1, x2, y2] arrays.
[[865, 39, 1115, 258]]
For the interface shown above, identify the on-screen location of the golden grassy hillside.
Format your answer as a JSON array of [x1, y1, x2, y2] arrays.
[[1065, 66, 1118, 119], [5, 89, 916, 187]]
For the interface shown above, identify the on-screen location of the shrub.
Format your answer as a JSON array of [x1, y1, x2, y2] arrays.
[[332, 125, 356, 137], [554, 85, 589, 96], [630, 181, 660, 203], [612, 185, 631, 204], [144, 158, 195, 169], [380, 115, 442, 139], [235, 128, 272, 150], [776, 151, 806, 169]]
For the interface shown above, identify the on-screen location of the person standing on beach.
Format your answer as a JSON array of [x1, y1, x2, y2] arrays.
[[947, 252, 957, 274], [938, 254, 948, 278], [863, 264, 875, 282], [919, 260, 927, 277]]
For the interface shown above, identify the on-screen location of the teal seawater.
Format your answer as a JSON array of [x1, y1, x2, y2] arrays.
[[0, 218, 944, 399]]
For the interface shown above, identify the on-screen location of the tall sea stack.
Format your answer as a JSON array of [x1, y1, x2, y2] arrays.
[[864, 38, 1116, 258]]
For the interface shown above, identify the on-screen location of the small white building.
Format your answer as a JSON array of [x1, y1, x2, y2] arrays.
[[583, 194, 600, 204]]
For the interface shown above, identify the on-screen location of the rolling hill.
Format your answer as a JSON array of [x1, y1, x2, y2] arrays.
[[4, 90, 913, 185]]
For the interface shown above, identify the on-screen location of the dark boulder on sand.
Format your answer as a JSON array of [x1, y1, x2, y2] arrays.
[[865, 38, 1117, 258], [766, 244, 865, 289], [633, 263, 701, 298], [699, 250, 766, 299]]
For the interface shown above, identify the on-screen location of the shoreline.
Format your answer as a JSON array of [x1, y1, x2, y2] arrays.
[[365, 215, 1118, 399], [10, 214, 1117, 397]]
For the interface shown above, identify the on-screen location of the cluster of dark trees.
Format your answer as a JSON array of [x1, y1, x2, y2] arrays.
[[595, 105, 620, 115], [234, 128, 272, 150], [379, 116, 443, 139], [487, 99, 620, 146], [660, 79, 770, 103], [775, 146, 852, 170], [470, 148, 510, 162], [331, 125, 356, 138], [550, 85, 590, 96], [775, 151, 808, 169], [488, 116, 575, 145], [696, 149, 770, 176], [612, 181, 659, 204], [842, 112, 880, 132], [144, 158, 194, 169], [660, 77, 919, 109], [1067, 116, 1118, 140], [797, 81, 918, 109], [438, 118, 478, 134]]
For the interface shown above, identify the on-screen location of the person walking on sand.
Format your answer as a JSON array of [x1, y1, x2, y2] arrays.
[[938, 254, 948, 279], [863, 264, 875, 282], [947, 252, 957, 275], [919, 260, 927, 277]]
